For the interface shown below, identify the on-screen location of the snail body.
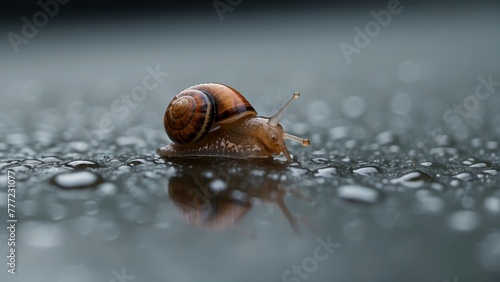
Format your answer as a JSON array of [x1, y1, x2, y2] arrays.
[[158, 83, 309, 161]]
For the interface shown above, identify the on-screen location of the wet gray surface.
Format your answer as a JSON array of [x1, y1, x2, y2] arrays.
[[1, 5, 500, 282]]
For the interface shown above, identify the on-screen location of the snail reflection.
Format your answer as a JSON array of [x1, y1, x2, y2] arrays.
[[167, 159, 310, 231]]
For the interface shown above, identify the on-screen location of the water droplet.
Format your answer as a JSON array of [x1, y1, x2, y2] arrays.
[[461, 196, 474, 208], [47, 204, 66, 220], [307, 100, 330, 124], [390, 92, 413, 115], [144, 171, 157, 179], [67, 141, 90, 153], [454, 172, 473, 181], [352, 166, 380, 176], [21, 221, 64, 248], [5, 133, 29, 145], [83, 201, 99, 216], [127, 158, 147, 166], [51, 171, 103, 189], [462, 158, 474, 165], [201, 171, 215, 178], [41, 155, 63, 163], [337, 185, 380, 204], [391, 171, 432, 188], [106, 158, 123, 168], [483, 169, 498, 175], [448, 210, 481, 232], [342, 96, 366, 118], [420, 162, 433, 167], [250, 169, 266, 177], [436, 135, 451, 146], [289, 167, 308, 177], [231, 190, 248, 202], [315, 167, 337, 178], [209, 179, 227, 193], [470, 138, 482, 148], [484, 196, 500, 214], [64, 160, 102, 169], [330, 126, 348, 140], [376, 131, 395, 145], [21, 159, 44, 167], [153, 158, 166, 164], [117, 165, 131, 171], [469, 162, 488, 168], [311, 155, 328, 161], [486, 141, 498, 150], [97, 183, 117, 196], [416, 195, 444, 214]]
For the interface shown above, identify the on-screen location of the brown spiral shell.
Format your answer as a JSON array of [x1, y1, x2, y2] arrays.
[[164, 83, 257, 145]]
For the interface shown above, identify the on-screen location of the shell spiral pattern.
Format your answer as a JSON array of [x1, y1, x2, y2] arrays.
[[164, 83, 257, 145], [164, 89, 215, 145]]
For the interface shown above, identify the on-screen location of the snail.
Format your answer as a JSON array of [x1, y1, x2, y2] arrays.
[[157, 83, 310, 161]]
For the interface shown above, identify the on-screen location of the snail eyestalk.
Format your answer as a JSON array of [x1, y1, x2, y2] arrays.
[[268, 92, 300, 127], [284, 133, 310, 146]]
